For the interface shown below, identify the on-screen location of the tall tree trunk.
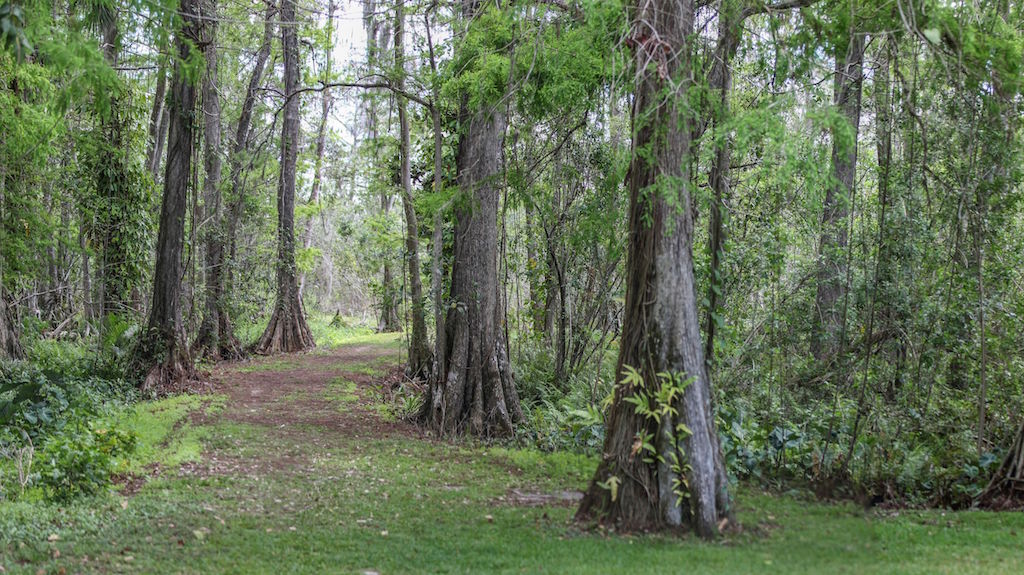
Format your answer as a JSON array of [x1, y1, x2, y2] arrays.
[[0, 168, 23, 359], [297, 0, 335, 300], [813, 33, 865, 360], [146, 59, 168, 178], [703, 0, 742, 367], [222, 0, 275, 357], [79, 220, 94, 331], [152, 106, 170, 182], [378, 206, 401, 333], [420, 0, 522, 437], [394, 0, 430, 379], [194, 0, 226, 359], [131, 0, 203, 390], [363, 0, 399, 334], [255, 0, 314, 354], [846, 33, 894, 469], [424, 6, 448, 393], [576, 0, 729, 538], [873, 35, 902, 400], [97, 11, 132, 319]]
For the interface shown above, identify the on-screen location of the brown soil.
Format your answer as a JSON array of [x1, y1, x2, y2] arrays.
[[175, 343, 424, 480]]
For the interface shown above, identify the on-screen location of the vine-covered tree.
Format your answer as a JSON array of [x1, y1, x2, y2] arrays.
[[131, 0, 203, 389]]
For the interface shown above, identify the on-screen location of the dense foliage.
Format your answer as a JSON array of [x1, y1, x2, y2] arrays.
[[1, 0, 1022, 521]]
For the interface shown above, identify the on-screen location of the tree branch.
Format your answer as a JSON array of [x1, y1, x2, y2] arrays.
[[270, 75, 433, 116], [741, 0, 819, 20]]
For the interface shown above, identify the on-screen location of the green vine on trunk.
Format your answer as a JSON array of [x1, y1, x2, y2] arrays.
[[598, 365, 696, 505]]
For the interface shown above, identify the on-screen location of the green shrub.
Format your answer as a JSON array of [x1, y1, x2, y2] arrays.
[[1, 360, 138, 502], [37, 421, 136, 502]]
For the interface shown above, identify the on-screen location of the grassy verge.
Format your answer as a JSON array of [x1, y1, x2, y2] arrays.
[[2, 339, 1022, 574], [3, 428, 1022, 574]]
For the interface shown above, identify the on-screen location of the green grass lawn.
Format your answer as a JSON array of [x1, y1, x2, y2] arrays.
[[2, 337, 1022, 574]]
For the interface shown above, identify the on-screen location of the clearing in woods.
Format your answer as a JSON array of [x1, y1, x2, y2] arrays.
[[2, 333, 1023, 574]]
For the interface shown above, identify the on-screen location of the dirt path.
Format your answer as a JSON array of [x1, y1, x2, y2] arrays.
[[178, 342, 422, 479]]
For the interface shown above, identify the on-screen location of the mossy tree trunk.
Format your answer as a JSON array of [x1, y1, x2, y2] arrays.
[[394, 0, 431, 379]]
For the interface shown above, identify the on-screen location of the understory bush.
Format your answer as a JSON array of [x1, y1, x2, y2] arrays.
[[512, 339, 613, 453], [0, 344, 139, 503], [712, 395, 1003, 508], [511, 340, 1007, 508]]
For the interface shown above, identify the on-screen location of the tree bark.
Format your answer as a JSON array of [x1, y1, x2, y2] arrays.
[[0, 169, 23, 359], [255, 0, 314, 354], [394, 0, 431, 379], [297, 0, 335, 300], [146, 59, 168, 178], [193, 0, 226, 360], [363, 0, 400, 334], [576, 0, 729, 538], [131, 0, 202, 390], [703, 0, 742, 367], [424, 6, 448, 394], [151, 106, 170, 182], [0, 289, 19, 360], [222, 2, 275, 357], [420, 0, 522, 437], [814, 33, 865, 360], [378, 241, 401, 332]]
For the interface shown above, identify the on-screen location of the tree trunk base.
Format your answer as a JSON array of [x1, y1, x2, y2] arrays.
[[192, 316, 244, 362], [140, 352, 202, 396], [419, 305, 521, 437], [977, 422, 1024, 510], [406, 356, 433, 383], [0, 294, 23, 360], [132, 331, 201, 396], [255, 304, 314, 355], [192, 331, 245, 362], [575, 400, 667, 531]]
